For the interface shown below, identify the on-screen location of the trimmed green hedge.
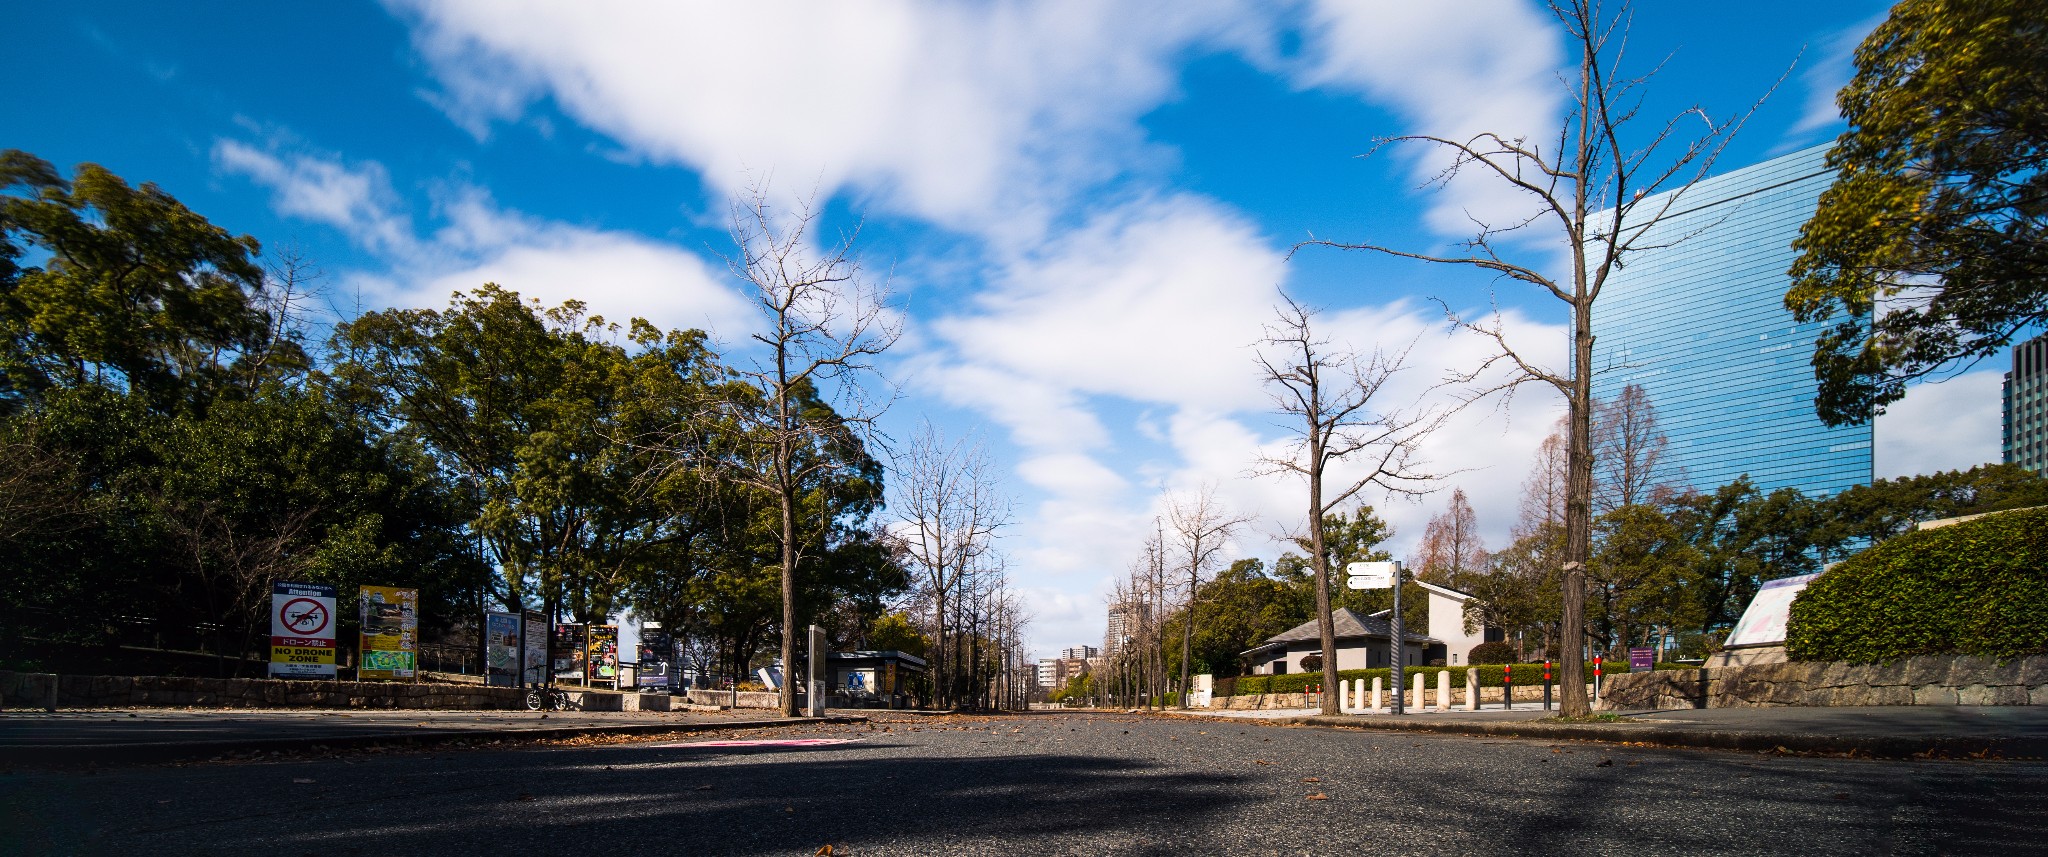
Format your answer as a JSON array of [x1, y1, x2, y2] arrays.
[[1220, 662, 1683, 696], [1787, 506, 2048, 663]]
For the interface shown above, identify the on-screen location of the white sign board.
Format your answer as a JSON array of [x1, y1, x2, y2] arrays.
[[269, 581, 338, 678], [1345, 560, 1402, 590], [1723, 572, 1822, 648]]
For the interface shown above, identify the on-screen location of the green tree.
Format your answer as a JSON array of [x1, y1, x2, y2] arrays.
[[1817, 464, 2048, 546], [1277, 507, 1414, 626], [0, 151, 282, 413], [865, 612, 930, 657], [1588, 504, 1702, 656], [1161, 558, 1306, 679], [1453, 524, 1563, 660], [1666, 479, 1829, 639], [1786, 0, 2048, 424], [332, 285, 726, 624]]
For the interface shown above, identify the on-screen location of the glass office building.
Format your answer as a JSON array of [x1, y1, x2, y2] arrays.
[[1590, 144, 1872, 499], [2006, 332, 2048, 474]]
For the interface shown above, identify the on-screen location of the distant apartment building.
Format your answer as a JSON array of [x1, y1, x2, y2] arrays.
[[1059, 645, 1098, 661], [1036, 658, 1058, 689], [1103, 602, 1148, 658], [1590, 144, 1873, 499], [2007, 333, 2048, 474]]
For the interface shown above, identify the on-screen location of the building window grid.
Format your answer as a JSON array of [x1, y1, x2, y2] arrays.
[[1590, 144, 1872, 499]]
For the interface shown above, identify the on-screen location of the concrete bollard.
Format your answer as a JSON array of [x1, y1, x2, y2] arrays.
[[1371, 676, 1383, 711], [1465, 669, 1479, 711], [1348, 679, 1361, 713], [1412, 672, 1425, 711], [1437, 671, 1450, 711]]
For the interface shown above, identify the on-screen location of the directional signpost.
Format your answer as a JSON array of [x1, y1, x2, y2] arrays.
[[1345, 560, 1406, 715]]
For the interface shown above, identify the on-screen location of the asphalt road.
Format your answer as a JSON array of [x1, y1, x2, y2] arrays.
[[3, 711, 2045, 856]]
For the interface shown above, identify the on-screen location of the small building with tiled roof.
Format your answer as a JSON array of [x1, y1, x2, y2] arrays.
[[1239, 608, 1437, 675], [1239, 582, 1500, 674]]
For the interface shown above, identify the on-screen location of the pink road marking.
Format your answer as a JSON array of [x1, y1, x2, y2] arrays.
[[654, 738, 858, 748]]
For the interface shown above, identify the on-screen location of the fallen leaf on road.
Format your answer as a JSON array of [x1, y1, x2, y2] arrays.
[[1595, 759, 1613, 767], [1306, 793, 1328, 801], [1253, 760, 1272, 765], [816, 847, 834, 856], [1302, 777, 1322, 783], [516, 793, 536, 802]]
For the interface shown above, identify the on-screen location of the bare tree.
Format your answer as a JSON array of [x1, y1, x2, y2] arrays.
[[1516, 420, 1570, 536], [1164, 486, 1251, 710], [250, 242, 326, 373], [1255, 295, 1443, 716], [1592, 383, 1677, 513], [1415, 488, 1489, 583], [0, 431, 87, 548], [153, 495, 318, 676], [891, 422, 1009, 709], [722, 185, 900, 716], [1299, 0, 1777, 714]]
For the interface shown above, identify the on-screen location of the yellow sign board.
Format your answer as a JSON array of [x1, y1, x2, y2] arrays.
[[359, 585, 419, 680]]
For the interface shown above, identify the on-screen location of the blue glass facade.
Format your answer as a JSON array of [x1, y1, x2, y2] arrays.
[[1590, 144, 1872, 499]]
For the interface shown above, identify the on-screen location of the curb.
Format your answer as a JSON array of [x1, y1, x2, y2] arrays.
[[1281, 714, 2046, 760], [3, 715, 867, 768]]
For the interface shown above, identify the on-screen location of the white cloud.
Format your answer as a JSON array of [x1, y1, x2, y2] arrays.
[[372, 0, 1599, 655], [1290, 0, 1565, 238], [387, 0, 1273, 239], [1874, 370, 2006, 480], [1787, 12, 1885, 138], [936, 194, 1287, 413], [212, 139, 417, 257], [213, 138, 749, 336]]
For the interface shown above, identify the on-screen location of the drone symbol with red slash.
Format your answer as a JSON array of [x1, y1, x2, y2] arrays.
[[280, 598, 330, 636]]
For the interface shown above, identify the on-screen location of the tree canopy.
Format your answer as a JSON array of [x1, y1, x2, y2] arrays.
[[1786, 0, 2048, 424], [0, 152, 909, 681]]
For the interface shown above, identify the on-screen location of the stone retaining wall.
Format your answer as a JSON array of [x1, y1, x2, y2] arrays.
[[1593, 655, 2048, 711], [1211, 683, 1552, 710], [684, 689, 781, 709], [0, 670, 525, 710]]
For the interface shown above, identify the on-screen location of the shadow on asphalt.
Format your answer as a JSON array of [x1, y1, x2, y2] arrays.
[[6, 739, 1257, 856], [1302, 727, 2048, 856]]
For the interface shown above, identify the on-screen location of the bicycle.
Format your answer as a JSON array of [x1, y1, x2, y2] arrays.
[[524, 683, 577, 711]]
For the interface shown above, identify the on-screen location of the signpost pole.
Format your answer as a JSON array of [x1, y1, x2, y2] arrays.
[[1389, 561, 1405, 717]]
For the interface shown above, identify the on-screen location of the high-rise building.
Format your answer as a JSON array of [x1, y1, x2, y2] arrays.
[[1103, 602, 1148, 658], [1059, 645, 1098, 661], [2007, 333, 2048, 474], [1591, 144, 1873, 499], [1035, 658, 1058, 689]]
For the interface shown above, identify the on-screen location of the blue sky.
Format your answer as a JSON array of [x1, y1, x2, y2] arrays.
[[5, 1, 2006, 655]]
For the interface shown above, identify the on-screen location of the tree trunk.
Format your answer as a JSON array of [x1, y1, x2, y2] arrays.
[[778, 439, 799, 717], [1558, 293, 1596, 716]]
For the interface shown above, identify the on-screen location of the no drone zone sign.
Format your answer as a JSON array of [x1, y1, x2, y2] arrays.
[[270, 581, 338, 679]]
